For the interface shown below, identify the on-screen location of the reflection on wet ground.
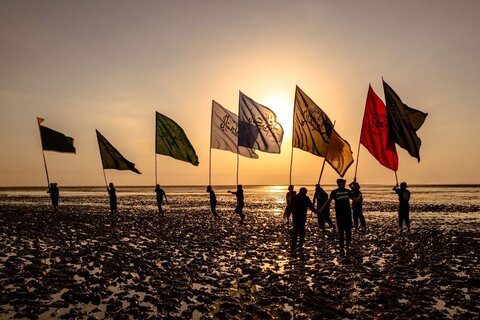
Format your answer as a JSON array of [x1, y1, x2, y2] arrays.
[[0, 192, 479, 319]]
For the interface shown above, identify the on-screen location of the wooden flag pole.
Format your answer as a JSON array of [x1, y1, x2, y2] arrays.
[[394, 171, 399, 186], [317, 121, 336, 184], [37, 118, 50, 187]]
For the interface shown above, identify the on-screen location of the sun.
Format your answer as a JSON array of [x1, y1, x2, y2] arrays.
[[261, 94, 294, 139]]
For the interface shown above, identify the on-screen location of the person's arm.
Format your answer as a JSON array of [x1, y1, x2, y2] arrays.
[[164, 192, 168, 204], [319, 196, 332, 213], [312, 193, 317, 207], [308, 199, 316, 212]]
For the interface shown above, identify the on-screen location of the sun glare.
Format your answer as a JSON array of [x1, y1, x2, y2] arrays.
[[262, 94, 294, 138]]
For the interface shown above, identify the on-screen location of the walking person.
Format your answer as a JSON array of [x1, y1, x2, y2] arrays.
[[155, 184, 168, 215], [349, 180, 366, 232], [47, 183, 60, 210], [320, 179, 354, 253], [313, 184, 336, 233], [108, 182, 117, 214], [228, 185, 245, 223], [206, 185, 220, 220], [393, 182, 411, 232], [284, 185, 297, 225], [290, 187, 316, 251]]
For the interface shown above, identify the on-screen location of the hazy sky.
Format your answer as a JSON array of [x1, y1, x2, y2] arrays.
[[1, 0, 479, 186]]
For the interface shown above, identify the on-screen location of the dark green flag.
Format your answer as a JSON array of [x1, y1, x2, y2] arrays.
[[156, 112, 199, 166], [37, 117, 76, 153], [383, 80, 428, 162], [96, 130, 141, 174]]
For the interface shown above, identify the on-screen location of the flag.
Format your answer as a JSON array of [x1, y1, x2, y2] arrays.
[[96, 130, 141, 174], [238, 92, 284, 153], [293, 86, 334, 157], [293, 86, 353, 177], [383, 80, 428, 161], [325, 128, 354, 177], [156, 112, 199, 166], [360, 85, 398, 171], [37, 117, 76, 153], [211, 101, 258, 158]]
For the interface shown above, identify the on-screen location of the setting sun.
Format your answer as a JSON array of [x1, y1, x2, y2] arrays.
[[261, 93, 294, 139]]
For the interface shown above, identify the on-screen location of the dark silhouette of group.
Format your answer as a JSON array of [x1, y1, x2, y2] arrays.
[[287, 178, 410, 254]]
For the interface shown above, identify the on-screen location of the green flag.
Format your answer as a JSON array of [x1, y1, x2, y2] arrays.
[[155, 112, 199, 166], [96, 130, 141, 174], [37, 117, 76, 153], [383, 80, 428, 162]]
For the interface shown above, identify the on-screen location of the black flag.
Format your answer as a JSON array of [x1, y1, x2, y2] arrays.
[[96, 130, 141, 174], [383, 80, 428, 162]]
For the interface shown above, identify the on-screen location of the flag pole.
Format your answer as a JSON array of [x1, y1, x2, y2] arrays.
[[236, 148, 239, 186], [394, 171, 399, 186], [37, 118, 50, 187], [289, 146, 294, 186], [209, 101, 214, 186], [317, 121, 336, 184], [354, 142, 361, 180], [289, 88, 297, 186], [154, 112, 158, 186], [102, 168, 108, 190]]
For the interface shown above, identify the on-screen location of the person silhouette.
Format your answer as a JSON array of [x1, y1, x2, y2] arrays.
[[155, 184, 168, 215], [349, 180, 366, 232], [206, 185, 220, 220], [320, 178, 354, 253], [313, 184, 336, 233], [284, 185, 297, 225], [108, 182, 117, 214], [228, 185, 244, 223], [290, 187, 316, 251], [47, 183, 59, 210], [393, 182, 411, 232]]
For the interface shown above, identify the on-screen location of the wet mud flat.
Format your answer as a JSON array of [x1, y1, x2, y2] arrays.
[[0, 198, 479, 319]]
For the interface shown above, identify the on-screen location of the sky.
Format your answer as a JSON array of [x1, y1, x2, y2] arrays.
[[1, 0, 479, 186]]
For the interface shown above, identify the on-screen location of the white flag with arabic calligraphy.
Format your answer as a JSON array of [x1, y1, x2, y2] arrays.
[[211, 101, 258, 159], [238, 92, 284, 154]]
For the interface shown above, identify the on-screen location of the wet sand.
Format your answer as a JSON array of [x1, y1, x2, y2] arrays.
[[1, 198, 479, 319]]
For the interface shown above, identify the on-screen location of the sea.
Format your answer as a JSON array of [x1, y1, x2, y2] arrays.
[[1, 185, 479, 215]]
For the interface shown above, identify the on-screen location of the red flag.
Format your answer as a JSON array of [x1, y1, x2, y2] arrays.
[[360, 85, 398, 171]]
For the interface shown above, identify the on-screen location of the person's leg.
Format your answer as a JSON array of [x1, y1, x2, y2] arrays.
[[292, 223, 298, 249], [353, 210, 359, 229], [338, 223, 345, 251], [398, 211, 403, 231], [326, 215, 336, 233], [358, 209, 366, 230], [299, 222, 306, 248], [346, 225, 352, 250], [405, 209, 410, 231]]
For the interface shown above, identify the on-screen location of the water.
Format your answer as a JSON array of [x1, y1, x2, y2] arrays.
[[1, 185, 479, 214]]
